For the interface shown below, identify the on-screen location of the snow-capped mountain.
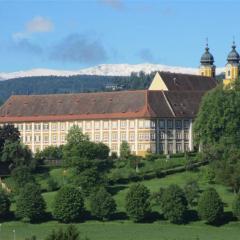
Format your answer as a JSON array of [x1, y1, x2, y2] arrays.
[[0, 63, 225, 81]]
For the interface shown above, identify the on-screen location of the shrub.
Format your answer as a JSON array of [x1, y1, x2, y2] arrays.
[[125, 183, 151, 222], [161, 185, 188, 224], [232, 194, 240, 220], [16, 183, 46, 222], [0, 189, 10, 218], [184, 179, 199, 206], [90, 187, 116, 220], [197, 188, 223, 224], [53, 185, 84, 223], [11, 166, 35, 191]]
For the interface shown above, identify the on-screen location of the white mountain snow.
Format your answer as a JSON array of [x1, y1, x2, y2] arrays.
[[0, 63, 225, 81]]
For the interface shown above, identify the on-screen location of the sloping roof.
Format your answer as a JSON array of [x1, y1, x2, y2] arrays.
[[159, 72, 217, 91]]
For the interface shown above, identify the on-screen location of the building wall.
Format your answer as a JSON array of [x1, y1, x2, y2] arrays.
[[11, 118, 193, 156]]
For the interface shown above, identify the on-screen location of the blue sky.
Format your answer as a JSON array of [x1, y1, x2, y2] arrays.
[[0, 0, 240, 72]]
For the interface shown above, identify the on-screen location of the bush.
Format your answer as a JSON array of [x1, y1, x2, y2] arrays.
[[198, 188, 223, 224], [0, 189, 10, 218], [125, 183, 151, 222], [16, 183, 46, 222], [90, 187, 116, 220], [11, 166, 35, 191], [184, 179, 199, 206], [45, 225, 86, 240], [53, 185, 85, 223], [202, 167, 215, 184], [232, 194, 240, 220], [161, 185, 188, 224]]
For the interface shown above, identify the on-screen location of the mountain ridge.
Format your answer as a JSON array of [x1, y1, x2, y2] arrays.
[[0, 63, 225, 80]]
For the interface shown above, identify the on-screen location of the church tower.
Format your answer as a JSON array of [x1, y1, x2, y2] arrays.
[[223, 41, 240, 86], [199, 42, 215, 77]]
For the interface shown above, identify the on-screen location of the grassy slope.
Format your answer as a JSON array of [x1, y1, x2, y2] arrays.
[[2, 169, 240, 240]]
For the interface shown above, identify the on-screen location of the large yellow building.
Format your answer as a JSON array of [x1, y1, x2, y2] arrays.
[[0, 68, 217, 156]]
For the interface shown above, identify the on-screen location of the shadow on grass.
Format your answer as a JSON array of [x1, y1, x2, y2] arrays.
[[185, 209, 199, 223], [107, 185, 128, 195], [209, 211, 234, 227], [111, 211, 128, 221]]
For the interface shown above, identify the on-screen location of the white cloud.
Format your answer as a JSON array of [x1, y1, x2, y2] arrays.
[[12, 16, 54, 41], [26, 16, 54, 33]]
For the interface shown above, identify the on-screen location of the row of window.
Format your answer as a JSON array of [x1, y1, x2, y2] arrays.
[[159, 130, 189, 140], [15, 119, 190, 132], [159, 142, 189, 153], [24, 135, 66, 144]]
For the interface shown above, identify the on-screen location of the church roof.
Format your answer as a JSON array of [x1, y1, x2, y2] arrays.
[[200, 45, 214, 65], [159, 72, 217, 91]]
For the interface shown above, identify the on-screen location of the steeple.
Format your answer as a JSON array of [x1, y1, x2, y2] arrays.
[[224, 40, 240, 86], [199, 39, 215, 77]]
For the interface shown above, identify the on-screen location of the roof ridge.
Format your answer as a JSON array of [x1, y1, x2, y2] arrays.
[[162, 91, 176, 117]]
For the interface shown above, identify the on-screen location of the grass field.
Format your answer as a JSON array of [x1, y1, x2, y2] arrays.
[[2, 168, 240, 240]]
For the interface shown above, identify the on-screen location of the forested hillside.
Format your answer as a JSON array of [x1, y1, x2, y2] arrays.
[[0, 72, 155, 103]]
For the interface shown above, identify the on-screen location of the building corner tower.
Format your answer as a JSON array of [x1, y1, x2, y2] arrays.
[[199, 42, 215, 77]]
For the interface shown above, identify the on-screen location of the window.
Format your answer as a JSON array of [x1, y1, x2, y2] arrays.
[[120, 120, 126, 129], [176, 120, 182, 129], [176, 143, 182, 152], [111, 144, 118, 151], [176, 130, 182, 140], [129, 132, 135, 141], [103, 133, 109, 142], [25, 135, 32, 143], [52, 135, 57, 143], [150, 133, 156, 141], [34, 124, 41, 131], [150, 120, 156, 129], [95, 121, 100, 130], [159, 120, 165, 129], [159, 143, 165, 153], [184, 120, 190, 129], [138, 133, 145, 141], [86, 121, 92, 130], [112, 121, 118, 129], [18, 124, 23, 131], [60, 123, 66, 131], [95, 133, 100, 142], [167, 143, 173, 154], [129, 120, 135, 129], [77, 121, 83, 129], [120, 132, 126, 141], [103, 121, 109, 130], [112, 132, 118, 141], [144, 120, 150, 129], [34, 135, 41, 143], [160, 130, 165, 139], [228, 70, 231, 77], [184, 131, 189, 140], [167, 130, 173, 139], [43, 123, 49, 131], [26, 124, 32, 131], [167, 120, 173, 129], [52, 123, 57, 131], [43, 135, 49, 143], [61, 135, 66, 143], [138, 120, 144, 128]]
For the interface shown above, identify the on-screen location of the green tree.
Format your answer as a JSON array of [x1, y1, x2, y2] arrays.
[[16, 183, 46, 222], [198, 188, 223, 224], [77, 167, 105, 196], [35, 145, 63, 161], [0, 124, 20, 152], [120, 141, 131, 159], [11, 166, 35, 191], [160, 185, 188, 224], [125, 183, 151, 222], [53, 186, 85, 223], [0, 189, 10, 218], [1, 141, 34, 169], [232, 194, 240, 220], [184, 179, 199, 206], [66, 125, 89, 146], [90, 187, 116, 220]]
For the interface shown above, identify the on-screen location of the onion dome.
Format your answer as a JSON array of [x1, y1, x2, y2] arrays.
[[227, 41, 240, 64], [200, 44, 214, 66]]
